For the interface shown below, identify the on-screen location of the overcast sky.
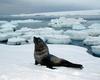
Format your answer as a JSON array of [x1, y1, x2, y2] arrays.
[[0, 0, 100, 15]]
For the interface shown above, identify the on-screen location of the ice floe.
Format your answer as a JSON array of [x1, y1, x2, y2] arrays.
[[48, 17, 86, 28], [91, 45, 100, 56], [45, 35, 71, 44], [83, 36, 100, 46], [7, 37, 27, 45], [64, 30, 88, 40]]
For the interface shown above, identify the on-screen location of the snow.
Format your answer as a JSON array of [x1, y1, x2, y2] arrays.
[[64, 30, 88, 40], [7, 37, 27, 45], [0, 44, 100, 80], [45, 35, 71, 44], [88, 23, 100, 29], [91, 45, 100, 56], [83, 36, 100, 46], [48, 17, 86, 28]]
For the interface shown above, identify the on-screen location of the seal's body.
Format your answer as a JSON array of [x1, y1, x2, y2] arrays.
[[34, 37, 83, 69]]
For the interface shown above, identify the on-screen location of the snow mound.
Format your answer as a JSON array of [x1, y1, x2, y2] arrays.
[[10, 19, 42, 24], [48, 17, 86, 28], [91, 45, 100, 56], [64, 30, 88, 40], [7, 37, 27, 45], [88, 23, 100, 29], [45, 35, 71, 44], [72, 24, 86, 30], [83, 36, 100, 46]]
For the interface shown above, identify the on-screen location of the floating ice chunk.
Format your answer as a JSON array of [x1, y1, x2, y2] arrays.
[[48, 17, 86, 28], [0, 33, 9, 42], [91, 45, 100, 56], [45, 35, 71, 44], [7, 37, 27, 45], [86, 29, 100, 36], [0, 27, 14, 33], [10, 19, 42, 24], [16, 27, 33, 33], [0, 21, 8, 24], [0, 23, 17, 29], [7, 32, 23, 38], [83, 36, 100, 46], [64, 30, 88, 40], [72, 24, 86, 30], [32, 28, 63, 35], [88, 23, 100, 29]]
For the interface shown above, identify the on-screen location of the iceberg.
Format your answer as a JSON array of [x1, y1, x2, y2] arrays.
[[0, 27, 14, 33], [7, 37, 27, 45], [72, 24, 86, 30], [64, 30, 88, 40], [88, 23, 100, 29], [48, 17, 86, 28], [45, 35, 71, 44], [83, 36, 100, 46], [0, 23, 17, 30], [91, 45, 100, 56], [0, 33, 9, 42]]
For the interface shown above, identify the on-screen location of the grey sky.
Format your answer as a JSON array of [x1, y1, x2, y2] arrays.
[[0, 0, 100, 15]]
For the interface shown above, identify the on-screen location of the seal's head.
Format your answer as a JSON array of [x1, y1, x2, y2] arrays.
[[33, 37, 47, 51]]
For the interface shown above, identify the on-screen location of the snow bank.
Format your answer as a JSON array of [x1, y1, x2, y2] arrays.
[[88, 23, 100, 29], [83, 36, 100, 46], [48, 17, 86, 28], [64, 30, 88, 40], [45, 35, 71, 44], [10, 19, 42, 24], [0, 33, 9, 42], [7, 37, 27, 45], [91, 45, 100, 56]]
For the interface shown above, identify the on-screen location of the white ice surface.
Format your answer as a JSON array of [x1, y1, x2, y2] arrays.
[[64, 30, 88, 40], [7, 37, 26, 45], [91, 45, 100, 56], [83, 36, 100, 46], [48, 17, 85, 28], [88, 23, 100, 29], [45, 35, 71, 44], [0, 44, 100, 80]]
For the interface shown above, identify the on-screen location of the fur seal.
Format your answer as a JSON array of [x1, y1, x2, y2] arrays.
[[33, 37, 83, 69]]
